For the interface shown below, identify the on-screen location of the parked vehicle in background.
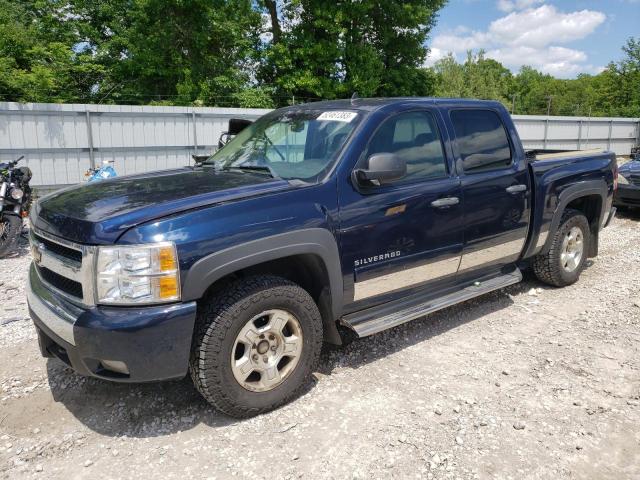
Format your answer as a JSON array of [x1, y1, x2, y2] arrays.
[[0, 156, 32, 258], [614, 156, 640, 209], [85, 160, 117, 182], [27, 98, 617, 418]]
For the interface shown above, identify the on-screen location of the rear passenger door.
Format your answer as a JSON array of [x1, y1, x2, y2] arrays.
[[447, 108, 530, 276], [339, 109, 463, 310]]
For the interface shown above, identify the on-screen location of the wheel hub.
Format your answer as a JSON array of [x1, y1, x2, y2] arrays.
[[231, 309, 303, 392], [256, 340, 270, 355]]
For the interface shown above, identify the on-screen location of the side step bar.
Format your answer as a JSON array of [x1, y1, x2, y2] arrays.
[[342, 269, 523, 338]]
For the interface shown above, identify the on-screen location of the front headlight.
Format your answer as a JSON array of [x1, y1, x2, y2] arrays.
[[96, 242, 180, 305], [618, 174, 629, 185], [10, 187, 23, 200]]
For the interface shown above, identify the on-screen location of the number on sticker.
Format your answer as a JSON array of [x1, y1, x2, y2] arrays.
[[317, 111, 358, 123]]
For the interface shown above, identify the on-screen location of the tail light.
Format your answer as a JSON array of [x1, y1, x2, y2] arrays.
[[613, 161, 618, 191]]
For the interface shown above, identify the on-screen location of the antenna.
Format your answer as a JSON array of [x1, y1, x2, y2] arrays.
[[350, 92, 360, 105]]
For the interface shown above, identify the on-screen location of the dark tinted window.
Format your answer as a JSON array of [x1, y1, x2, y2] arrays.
[[450, 109, 512, 172], [367, 111, 447, 184]]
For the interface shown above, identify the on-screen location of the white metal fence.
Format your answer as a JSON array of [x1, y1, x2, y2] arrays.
[[1, 102, 638, 188]]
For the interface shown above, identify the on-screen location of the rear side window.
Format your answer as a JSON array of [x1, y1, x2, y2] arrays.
[[450, 110, 512, 173]]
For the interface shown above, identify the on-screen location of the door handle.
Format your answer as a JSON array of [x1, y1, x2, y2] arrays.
[[431, 197, 460, 208], [506, 184, 527, 194]]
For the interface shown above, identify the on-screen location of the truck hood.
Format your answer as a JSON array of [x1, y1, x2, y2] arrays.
[[32, 168, 293, 244]]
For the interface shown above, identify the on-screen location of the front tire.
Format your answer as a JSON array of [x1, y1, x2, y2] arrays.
[[0, 215, 22, 258], [532, 209, 590, 287], [189, 275, 323, 418]]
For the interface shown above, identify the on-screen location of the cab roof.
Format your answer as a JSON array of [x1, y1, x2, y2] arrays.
[[281, 97, 505, 113]]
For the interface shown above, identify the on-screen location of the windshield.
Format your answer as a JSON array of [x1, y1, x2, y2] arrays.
[[205, 109, 361, 182]]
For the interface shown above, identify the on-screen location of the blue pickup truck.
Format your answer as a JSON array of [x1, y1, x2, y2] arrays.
[[27, 98, 617, 417]]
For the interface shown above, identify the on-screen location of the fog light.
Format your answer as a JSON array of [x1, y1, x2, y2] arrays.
[[100, 360, 130, 375]]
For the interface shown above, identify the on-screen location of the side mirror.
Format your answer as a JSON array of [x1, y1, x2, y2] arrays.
[[355, 153, 406, 186], [218, 118, 253, 148]]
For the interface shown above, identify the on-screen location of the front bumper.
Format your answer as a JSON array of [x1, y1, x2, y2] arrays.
[[614, 184, 640, 208], [27, 263, 197, 382]]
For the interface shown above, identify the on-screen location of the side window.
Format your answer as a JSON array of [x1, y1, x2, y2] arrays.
[[366, 111, 447, 184], [450, 109, 512, 173]]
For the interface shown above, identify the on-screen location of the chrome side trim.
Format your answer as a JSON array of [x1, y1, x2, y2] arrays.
[[344, 269, 522, 337], [458, 237, 525, 272], [27, 264, 80, 345], [353, 256, 460, 301], [29, 228, 97, 306]]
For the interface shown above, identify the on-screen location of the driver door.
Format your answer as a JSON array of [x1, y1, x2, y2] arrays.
[[338, 109, 463, 311]]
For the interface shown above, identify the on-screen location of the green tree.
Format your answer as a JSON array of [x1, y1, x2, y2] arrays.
[[433, 51, 512, 106], [0, 0, 103, 102], [70, 0, 262, 105], [258, 0, 447, 103]]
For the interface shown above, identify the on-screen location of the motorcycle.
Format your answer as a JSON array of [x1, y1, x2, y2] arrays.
[[85, 160, 117, 182], [0, 156, 32, 258]]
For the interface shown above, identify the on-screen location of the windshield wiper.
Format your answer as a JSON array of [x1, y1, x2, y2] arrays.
[[259, 131, 286, 161], [225, 164, 281, 179]]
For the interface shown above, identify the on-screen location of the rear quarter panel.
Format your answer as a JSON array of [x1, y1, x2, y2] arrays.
[[523, 152, 615, 258]]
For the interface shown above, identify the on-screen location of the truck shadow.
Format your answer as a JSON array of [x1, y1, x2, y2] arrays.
[[45, 276, 550, 438]]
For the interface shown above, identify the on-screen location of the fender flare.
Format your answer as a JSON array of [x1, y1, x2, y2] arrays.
[[181, 228, 344, 340], [540, 180, 608, 255]]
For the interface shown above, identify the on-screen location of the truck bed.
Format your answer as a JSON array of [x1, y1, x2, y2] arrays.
[[526, 148, 607, 161]]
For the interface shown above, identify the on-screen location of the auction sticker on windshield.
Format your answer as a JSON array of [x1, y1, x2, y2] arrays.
[[317, 111, 358, 122]]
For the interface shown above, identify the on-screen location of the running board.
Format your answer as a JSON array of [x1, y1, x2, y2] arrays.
[[342, 269, 523, 338]]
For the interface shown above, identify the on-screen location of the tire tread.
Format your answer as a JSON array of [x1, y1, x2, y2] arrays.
[[532, 209, 589, 287], [189, 275, 322, 418]]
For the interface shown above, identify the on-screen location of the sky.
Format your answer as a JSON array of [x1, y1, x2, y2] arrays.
[[425, 0, 640, 78]]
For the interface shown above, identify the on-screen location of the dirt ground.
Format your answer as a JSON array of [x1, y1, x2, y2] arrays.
[[1, 212, 639, 480]]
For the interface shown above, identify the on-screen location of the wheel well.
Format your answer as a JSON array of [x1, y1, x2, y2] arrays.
[[565, 194, 602, 257], [199, 254, 342, 344], [565, 194, 602, 232]]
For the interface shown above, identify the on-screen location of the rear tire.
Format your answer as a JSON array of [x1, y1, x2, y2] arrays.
[[189, 275, 323, 418], [532, 209, 590, 287], [0, 215, 22, 258]]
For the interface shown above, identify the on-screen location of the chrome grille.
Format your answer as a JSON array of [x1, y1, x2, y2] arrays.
[[36, 265, 83, 298], [32, 233, 83, 263], [29, 228, 97, 306]]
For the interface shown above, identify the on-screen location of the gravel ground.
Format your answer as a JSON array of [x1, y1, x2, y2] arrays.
[[1, 212, 639, 480]]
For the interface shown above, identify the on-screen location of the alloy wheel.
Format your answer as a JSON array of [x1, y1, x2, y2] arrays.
[[560, 226, 584, 273], [230, 309, 303, 392]]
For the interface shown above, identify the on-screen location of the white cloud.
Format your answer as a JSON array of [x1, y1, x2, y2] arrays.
[[487, 45, 591, 76], [489, 5, 606, 48], [424, 47, 447, 67], [426, 4, 606, 78], [497, 0, 544, 13]]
